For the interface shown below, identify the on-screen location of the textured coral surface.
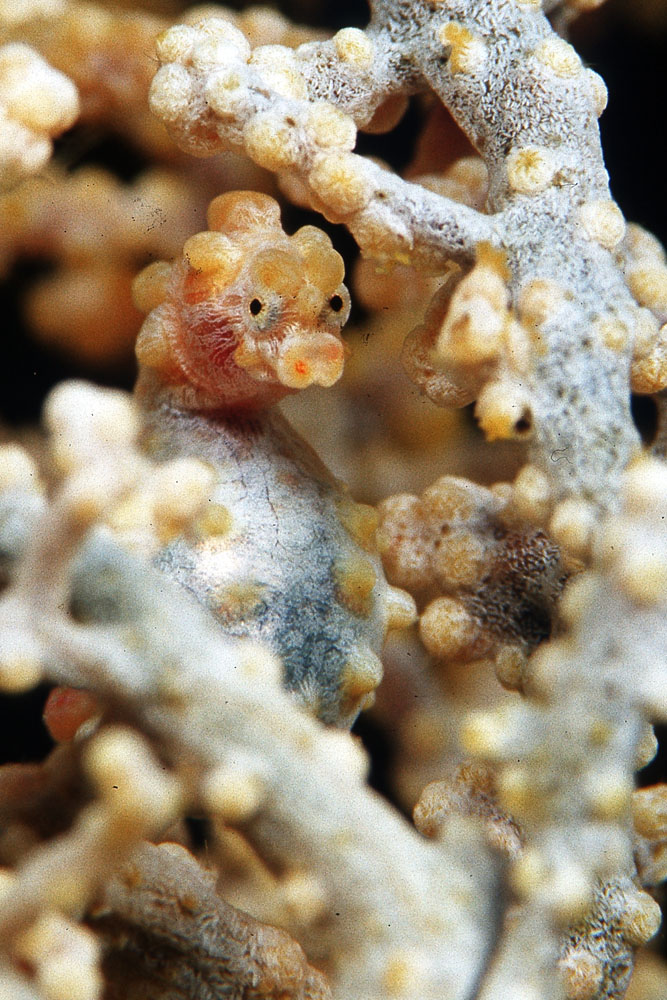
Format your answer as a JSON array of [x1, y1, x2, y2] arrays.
[[1, 1, 667, 999]]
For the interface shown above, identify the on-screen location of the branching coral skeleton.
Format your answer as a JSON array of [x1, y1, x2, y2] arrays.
[[1, 0, 667, 998]]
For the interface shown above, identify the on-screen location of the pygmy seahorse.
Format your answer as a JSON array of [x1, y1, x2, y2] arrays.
[[131, 191, 415, 727]]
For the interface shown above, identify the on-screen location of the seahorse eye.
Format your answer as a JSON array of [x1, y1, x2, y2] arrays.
[[249, 298, 263, 316], [329, 294, 344, 313]]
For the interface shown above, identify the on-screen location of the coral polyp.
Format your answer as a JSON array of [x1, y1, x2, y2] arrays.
[[133, 190, 350, 412]]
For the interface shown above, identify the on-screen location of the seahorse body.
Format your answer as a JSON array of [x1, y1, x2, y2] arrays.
[[133, 192, 414, 725]]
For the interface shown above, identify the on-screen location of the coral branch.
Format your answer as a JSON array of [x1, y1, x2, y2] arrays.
[[149, 18, 497, 266], [461, 459, 667, 996], [147, 1, 667, 507], [92, 841, 332, 1000], [0, 385, 496, 999]]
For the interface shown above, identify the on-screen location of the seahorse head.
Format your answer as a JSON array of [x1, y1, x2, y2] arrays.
[[132, 191, 350, 411]]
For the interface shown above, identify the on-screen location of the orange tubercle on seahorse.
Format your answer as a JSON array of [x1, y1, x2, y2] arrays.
[[132, 191, 350, 412]]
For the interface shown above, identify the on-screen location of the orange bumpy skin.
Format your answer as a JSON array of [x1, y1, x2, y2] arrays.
[[133, 190, 350, 412]]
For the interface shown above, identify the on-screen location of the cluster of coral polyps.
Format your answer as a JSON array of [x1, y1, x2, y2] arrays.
[[1, 0, 667, 999], [0, 41, 78, 191], [377, 474, 568, 689]]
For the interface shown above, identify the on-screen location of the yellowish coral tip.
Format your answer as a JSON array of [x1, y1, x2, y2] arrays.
[[307, 101, 357, 151], [333, 27, 374, 69], [615, 548, 667, 606], [624, 458, 667, 514], [496, 764, 533, 817], [205, 68, 245, 116], [150, 457, 215, 528], [494, 645, 527, 690], [618, 889, 662, 945], [380, 950, 423, 998], [149, 64, 193, 124], [434, 531, 487, 587], [460, 710, 504, 758], [506, 146, 557, 195], [586, 69, 608, 118], [549, 498, 595, 558], [519, 278, 567, 327], [244, 113, 301, 171], [548, 865, 594, 923], [631, 343, 667, 395], [309, 152, 371, 216], [197, 501, 233, 538], [587, 771, 633, 820], [438, 22, 487, 74], [155, 24, 197, 64], [336, 497, 379, 551], [632, 784, 667, 839], [595, 317, 629, 352], [282, 871, 328, 925], [202, 763, 265, 822], [334, 554, 378, 616], [0, 631, 43, 692], [635, 726, 659, 770], [420, 595, 477, 661], [237, 640, 284, 688], [579, 200, 626, 251], [385, 586, 418, 630], [339, 648, 383, 701], [627, 263, 667, 313], [559, 948, 603, 1000], [513, 464, 552, 522], [558, 573, 598, 627], [534, 37, 582, 78], [0, 443, 41, 492]]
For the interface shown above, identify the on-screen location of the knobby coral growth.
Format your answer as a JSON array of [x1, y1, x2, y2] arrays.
[[0, 41, 78, 191], [147, 0, 667, 509], [378, 474, 567, 689], [1, 0, 667, 999]]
